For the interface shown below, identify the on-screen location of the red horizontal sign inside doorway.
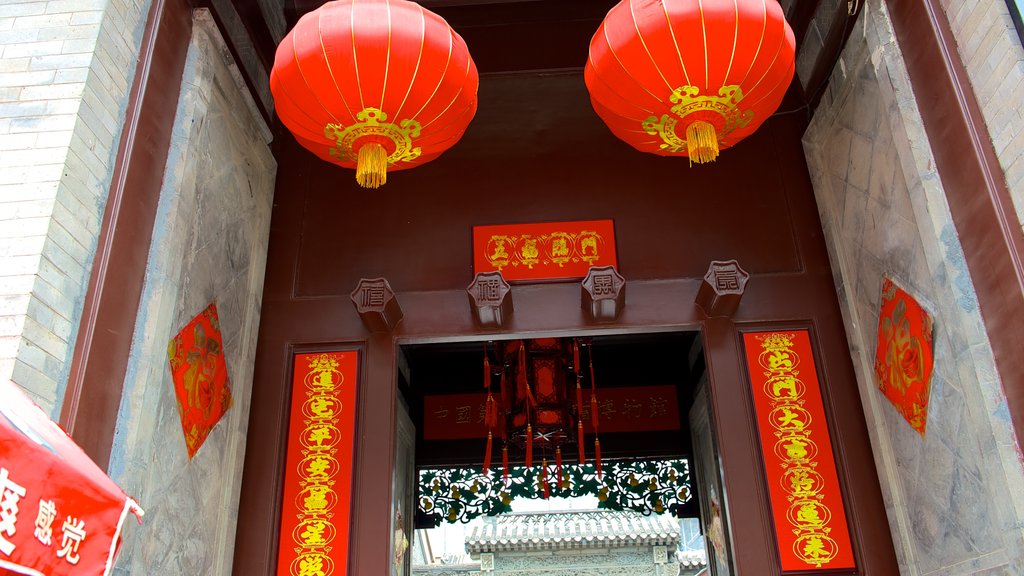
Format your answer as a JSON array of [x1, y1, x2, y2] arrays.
[[472, 220, 617, 281], [423, 385, 679, 440]]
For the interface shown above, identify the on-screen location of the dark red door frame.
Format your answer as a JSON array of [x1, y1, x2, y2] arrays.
[[60, 0, 193, 470], [232, 271, 899, 575]]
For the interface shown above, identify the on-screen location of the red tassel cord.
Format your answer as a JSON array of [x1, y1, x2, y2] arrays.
[[576, 381, 584, 418], [502, 445, 510, 487], [483, 432, 493, 473], [483, 351, 491, 391], [499, 373, 509, 441], [525, 424, 533, 468], [482, 349, 494, 474], [541, 458, 550, 499], [588, 350, 600, 430], [577, 421, 586, 464], [485, 394, 497, 428], [573, 338, 581, 374], [575, 341, 585, 464], [556, 447, 564, 490], [576, 383, 584, 421], [589, 348, 603, 480], [519, 343, 535, 408]]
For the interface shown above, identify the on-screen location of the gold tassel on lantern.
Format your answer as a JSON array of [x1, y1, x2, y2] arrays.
[[686, 120, 719, 165], [356, 142, 388, 188]]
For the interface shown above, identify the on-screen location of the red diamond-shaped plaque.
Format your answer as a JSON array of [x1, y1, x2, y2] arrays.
[[874, 278, 934, 435], [167, 302, 232, 459]]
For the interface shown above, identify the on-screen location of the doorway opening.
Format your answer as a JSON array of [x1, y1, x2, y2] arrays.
[[394, 330, 730, 575]]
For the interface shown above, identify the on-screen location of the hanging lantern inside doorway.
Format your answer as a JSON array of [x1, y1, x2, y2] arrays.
[[270, 0, 479, 188], [585, 0, 796, 164], [482, 338, 603, 493]]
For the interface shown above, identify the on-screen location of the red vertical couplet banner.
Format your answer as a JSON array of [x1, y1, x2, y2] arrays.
[[743, 331, 856, 572], [277, 352, 359, 576]]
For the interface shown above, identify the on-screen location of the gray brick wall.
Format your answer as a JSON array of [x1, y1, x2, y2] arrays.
[[938, 0, 1024, 229], [0, 0, 148, 413], [804, 1, 1024, 573]]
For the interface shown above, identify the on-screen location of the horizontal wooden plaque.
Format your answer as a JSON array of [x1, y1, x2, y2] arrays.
[[472, 220, 617, 281]]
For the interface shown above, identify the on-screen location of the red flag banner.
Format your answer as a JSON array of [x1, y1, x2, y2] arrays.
[[472, 220, 617, 282], [423, 385, 679, 440], [276, 352, 359, 576], [743, 331, 856, 572], [0, 380, 143, 576]]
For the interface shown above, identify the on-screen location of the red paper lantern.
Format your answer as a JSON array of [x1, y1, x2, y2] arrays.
[[271, 0, 479, 188], [585, 0, 796, 164]]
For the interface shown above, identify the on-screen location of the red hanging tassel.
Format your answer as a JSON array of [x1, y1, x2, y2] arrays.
[[577, 422, 586, 464], [576, 382, 584, 421], [595, 438, 603, 480], [573, 339, 580, 373], [525, 424, 533, 468], [499, 373, 508, 441], [541, 458, 550, 499], [502, 445, 510, 486], [590, 393, 600, 429], [556, 447, 564, 489], [483, 432, 493, 473], [485, 394, 496, 428], [519, 343, 535, 407], [482, 348, 495, 474], [483, 352, 491, 390]]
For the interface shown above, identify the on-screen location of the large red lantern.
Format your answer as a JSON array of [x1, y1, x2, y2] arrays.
[[585, 0, 796, 164], [271, 0, 479, 188]]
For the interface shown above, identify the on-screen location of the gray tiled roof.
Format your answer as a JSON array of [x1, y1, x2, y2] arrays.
[[465, 510, 680, 553]]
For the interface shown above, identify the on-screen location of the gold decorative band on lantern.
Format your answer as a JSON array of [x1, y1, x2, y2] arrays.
[[324, 107, 423, 189], [641, 85, 755, 164]]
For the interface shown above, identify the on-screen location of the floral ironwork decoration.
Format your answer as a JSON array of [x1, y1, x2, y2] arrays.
[[417, 459, 691, 527]]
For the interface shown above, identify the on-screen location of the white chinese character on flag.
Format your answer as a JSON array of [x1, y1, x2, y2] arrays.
[[34, 499, 56, 546], [56, 516, 86, 565], [0, 467, 27, 556]]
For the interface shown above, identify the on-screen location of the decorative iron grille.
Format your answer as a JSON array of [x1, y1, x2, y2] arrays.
[[417, 459, 692, 527]]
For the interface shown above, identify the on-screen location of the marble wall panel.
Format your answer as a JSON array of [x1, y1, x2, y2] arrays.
[[105, 10, 276, 575], [803, 2, 1024, 574]]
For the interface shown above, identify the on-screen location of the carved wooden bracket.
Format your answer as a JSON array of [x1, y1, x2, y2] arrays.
[[695, 259, 749, 318], [350, 277, 403, 332], [467, 271, 513, 328], [581, 265, 625, 322]]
